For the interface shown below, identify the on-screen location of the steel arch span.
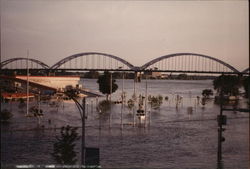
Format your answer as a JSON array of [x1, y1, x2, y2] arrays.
[[140, 53, 239, 73], [242, 68, 249, 73], [50, 52, 135, 70], [0, 58, 50, 69]]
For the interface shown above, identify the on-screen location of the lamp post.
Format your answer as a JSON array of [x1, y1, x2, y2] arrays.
[[64, 90, 86, 167]]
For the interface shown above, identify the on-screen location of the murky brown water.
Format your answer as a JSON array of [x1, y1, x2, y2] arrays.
[[1, 79, 249, 168]]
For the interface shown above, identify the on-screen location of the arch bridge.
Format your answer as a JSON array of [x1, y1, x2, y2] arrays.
[[1, 52, 246, 75], [0, 58, 49, 69], [141, 53, 240, 74], [50, 52, 135, 72], [242, 68, 249, 74]]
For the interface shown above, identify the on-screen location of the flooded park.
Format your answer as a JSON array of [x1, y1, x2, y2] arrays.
[[1, 0, 249, 168], [1, 79, 249, 169]]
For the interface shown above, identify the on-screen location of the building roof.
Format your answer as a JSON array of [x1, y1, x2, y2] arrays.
[[1, 75, 57, 92]]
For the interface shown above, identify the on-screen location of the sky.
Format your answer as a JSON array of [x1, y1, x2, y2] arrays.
[[1, 0, 249, 71]]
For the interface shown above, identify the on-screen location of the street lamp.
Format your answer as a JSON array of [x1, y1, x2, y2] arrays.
[[64, 90, 86, 167]]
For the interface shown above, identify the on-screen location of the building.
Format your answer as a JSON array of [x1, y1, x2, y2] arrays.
[[1, 75, 101, 99], [15, 76, 81, 91]]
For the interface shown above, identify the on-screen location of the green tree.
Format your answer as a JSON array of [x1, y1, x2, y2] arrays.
[[243, 76, 249, 98], [51, 125, 80, 165], [213, 75, 241, 96], [97, 71, 118, 100]]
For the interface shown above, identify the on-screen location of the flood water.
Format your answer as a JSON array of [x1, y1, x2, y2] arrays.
[[1, 79, 249, 168]]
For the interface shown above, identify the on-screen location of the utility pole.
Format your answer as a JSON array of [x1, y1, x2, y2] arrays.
[[26, 50, 29, 116], [133, 72, 136, 126], [82, 97, 86, 167], [109, 72, 112, 128], [144, 75, 148, 128]]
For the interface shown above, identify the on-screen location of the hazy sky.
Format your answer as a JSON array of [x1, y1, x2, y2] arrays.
[[1, 0, 249, 71]]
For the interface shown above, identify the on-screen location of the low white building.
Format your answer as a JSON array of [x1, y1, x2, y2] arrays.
[[15, 76, 81, 91]]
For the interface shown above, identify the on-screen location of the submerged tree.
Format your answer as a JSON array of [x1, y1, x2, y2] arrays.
[[243, 76, 249, 98], [29, 106, 43, 116], [213, 75, 241, 96], [127, 99, 135, 111], [18, 98, 26, 109], [97, 71, 118, 100], [96, 100, 111, 113], [148, 95, 163, 110], [51, 125, 80, 165], [0, 109, 13, 122], [202, 89, 213, 99]]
